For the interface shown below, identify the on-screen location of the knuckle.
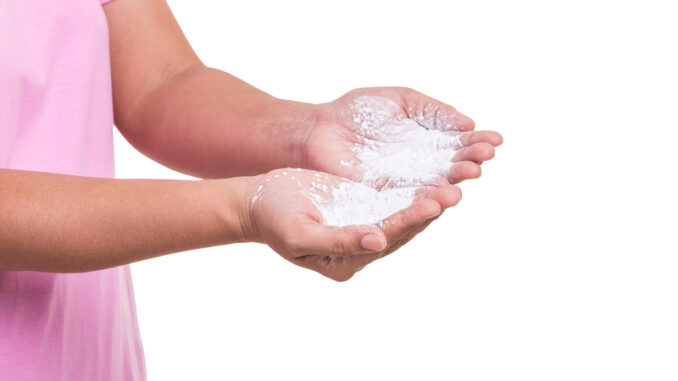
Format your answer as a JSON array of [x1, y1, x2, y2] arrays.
[[394, 209, 409, 227], [329, 239, 353, 257]]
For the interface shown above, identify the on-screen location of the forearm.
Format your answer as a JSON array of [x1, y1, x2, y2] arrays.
[[0, 169, 249, 272], [117, 65, 317, 178]]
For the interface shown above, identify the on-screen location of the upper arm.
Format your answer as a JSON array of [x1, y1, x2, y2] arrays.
[[103, 0, 202, 128]]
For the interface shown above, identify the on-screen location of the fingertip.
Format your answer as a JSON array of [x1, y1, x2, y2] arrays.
[[493, 132, 504, 146], [435, 185, 462, 209], [478, 142, 496, 159], [460, 130, 503, 147], [417, 198, 442, 220], [446, 185, 462, 207], [449, 161, 482, 183], [455, 113, 476, 131], [469, 163, 482, 179], [456, 142, 495, 163]]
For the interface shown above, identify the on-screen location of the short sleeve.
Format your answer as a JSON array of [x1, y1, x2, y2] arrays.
[[99, 0, 115, 4]]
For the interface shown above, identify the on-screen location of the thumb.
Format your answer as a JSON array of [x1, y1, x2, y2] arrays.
[[298, 220, 387, 257]]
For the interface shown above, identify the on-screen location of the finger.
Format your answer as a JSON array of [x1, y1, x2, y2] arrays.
[[381, 186, 457, 254], [402, 90, 476, 132], [380, 215, 439, 259], [318, 189, 460, 271], [449, 111, 476, 132], [453, 142, 495, 163], [416, 184, 462, 209], [459, 130, 503, 147], [447, 161, 482, 184], [379, 198, 441, 243], [379, 187, 461, 259], [296, 219, 387, 257]]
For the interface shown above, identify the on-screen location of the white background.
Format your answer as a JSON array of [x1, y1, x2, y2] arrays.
[[113, 0, 678, 380]]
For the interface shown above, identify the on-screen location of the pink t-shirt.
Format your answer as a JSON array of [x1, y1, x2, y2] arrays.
[[0, 0, 146, 379]]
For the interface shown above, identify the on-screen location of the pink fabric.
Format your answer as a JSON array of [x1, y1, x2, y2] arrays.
[[0, 0, 146, 380]]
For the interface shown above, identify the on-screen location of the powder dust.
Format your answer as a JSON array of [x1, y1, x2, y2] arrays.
[[308, 96, 463, 227]]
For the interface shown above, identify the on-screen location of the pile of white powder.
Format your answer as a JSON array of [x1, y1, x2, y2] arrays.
[[309, 96, 463, 227]]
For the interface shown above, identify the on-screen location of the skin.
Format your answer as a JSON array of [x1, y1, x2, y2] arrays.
[[246, 169, 462, 281], [308, 88, 502, 185], [0, 0, 501, 281]]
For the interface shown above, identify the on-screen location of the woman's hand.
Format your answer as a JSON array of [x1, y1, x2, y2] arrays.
[[237, 168, 462, 281], [303, 87, 503, 185]]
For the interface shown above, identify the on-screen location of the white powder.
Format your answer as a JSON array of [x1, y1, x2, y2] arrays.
[[307, 96, 463, 227], [305, 181, 419, 227], [350, 96, 462, 188]]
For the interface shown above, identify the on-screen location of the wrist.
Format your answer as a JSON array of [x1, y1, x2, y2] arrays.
[[204, 176, 261, 244], [274, 99, 322, 170]]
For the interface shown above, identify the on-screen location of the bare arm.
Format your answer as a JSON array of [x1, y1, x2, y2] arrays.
[[1, 168, 442, 281], [104, 0, 501, 184], [0, 169, 247, 272], [105, 0, 313, 178], [1, 0, 486, 279]]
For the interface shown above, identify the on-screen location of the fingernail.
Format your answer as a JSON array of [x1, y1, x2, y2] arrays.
[[361, 234, 386, 251]]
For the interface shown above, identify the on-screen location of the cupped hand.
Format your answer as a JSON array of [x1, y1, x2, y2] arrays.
[[303, 87, 503, 186], [241, 168, 461, 281]]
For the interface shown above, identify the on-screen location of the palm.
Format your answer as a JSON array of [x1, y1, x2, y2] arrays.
[[248, 167, 462, 281], [304, 87, 502, 186]]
